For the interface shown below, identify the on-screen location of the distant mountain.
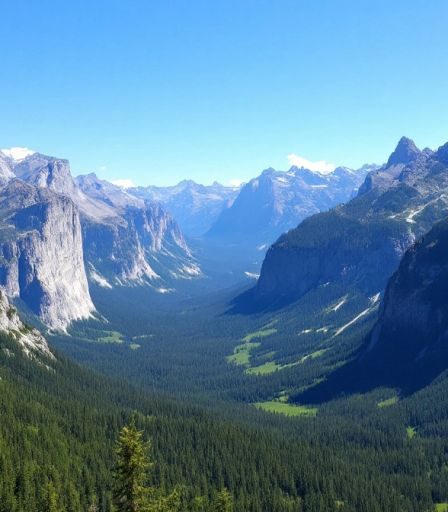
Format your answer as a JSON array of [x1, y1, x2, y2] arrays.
[[254, 137, 448, 305], [0, 149, 200, 329], [206, 164, 372, 252], [130, 180, 240, 237], [76, 173, 199, 287], [8, 155, 198, 288]]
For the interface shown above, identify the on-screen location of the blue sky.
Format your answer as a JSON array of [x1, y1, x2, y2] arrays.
[[1, 0, 447, 186]]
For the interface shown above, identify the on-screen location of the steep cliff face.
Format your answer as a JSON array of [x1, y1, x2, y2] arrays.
[[365, 217, 448, 365], [75, 173, 198, 286], [0, 180, 94, 330], [255, 138, 448, 304], [6, 154, 199, 290], [0, 290, 54, 360], [82, 201, 196, 286], [14, 154, 117, 221]]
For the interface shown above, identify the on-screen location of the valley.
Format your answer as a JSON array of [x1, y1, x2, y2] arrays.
[[3, 139, 448, 511]]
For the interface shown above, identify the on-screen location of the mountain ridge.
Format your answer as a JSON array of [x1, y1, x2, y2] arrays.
[[253, 137, 448, 306]]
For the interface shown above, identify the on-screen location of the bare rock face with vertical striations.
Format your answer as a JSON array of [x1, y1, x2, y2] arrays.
[[0, 148, 199, 329], [75, 173, 199, 286], [0, 179, 95, 330]]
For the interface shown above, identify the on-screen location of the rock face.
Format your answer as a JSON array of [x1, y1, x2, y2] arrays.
[[0, 180, 94, 330], [0, 290, 54, 360], [0, 152, 15, 185], [206, 165, 372, 251], [255, 138, 448, 304], [342, 216, 448, 390], [386, 136, 421, 167], [75, 173, 198, 286], [365, 217, 448, 362], [130, 180, 240, 237], [0, 147, 200, 328]]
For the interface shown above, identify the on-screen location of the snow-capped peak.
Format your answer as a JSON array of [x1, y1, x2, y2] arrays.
[[287, 153, 336, 175], [111, 178, 136, 189], [1, 147, 36, 161]]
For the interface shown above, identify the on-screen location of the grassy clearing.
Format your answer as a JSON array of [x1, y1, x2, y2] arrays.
[[227, 342, 261, 365], [246, 347, 329, 376], [278, 391, 290, 402], [246, 361, 281, 375], [242, 328, 277, 343], [406, 426, 417, 439], [436, 504, 448, 512], [377, 396, 399, 408], [227, 328, 277, 367], [97, 330, 124, 344], [300, 349, 328, 363], [254, 400, 318, 417]]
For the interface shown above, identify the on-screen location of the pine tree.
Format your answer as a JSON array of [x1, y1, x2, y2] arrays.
[[113, 418, 151, 512], [213, 488, 234, 512], [42, 480, 59, 512]]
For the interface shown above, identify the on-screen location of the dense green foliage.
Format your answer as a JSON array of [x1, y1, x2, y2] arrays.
[[3, 310, 448, 511], [114, 420, 149, 511], [1, 236, 448, 512]]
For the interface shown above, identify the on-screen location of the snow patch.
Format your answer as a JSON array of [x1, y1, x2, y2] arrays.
[[287, 153, 336, 174], [369, 292, 381, 305], [1, 147, 35, 161], [333, 308, 371, 337], [330, 297, 347, 312], [244, 271, 260, 279], [90, 268, 113, 289], [111, 179, 136, 189], [155, 287, 173, 294]]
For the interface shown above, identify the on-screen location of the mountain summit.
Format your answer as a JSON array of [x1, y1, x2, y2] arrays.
[[386, 136, 421, 167]]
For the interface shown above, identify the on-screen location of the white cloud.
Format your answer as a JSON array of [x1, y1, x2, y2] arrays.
[[287, 153, 336, 174], [111, 179, 136, 189], [1, 147, 35, 161], [228, 179, 244, 188]]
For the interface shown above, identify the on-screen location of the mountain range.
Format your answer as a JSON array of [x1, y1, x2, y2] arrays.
[[254, 137, 448, 305], [130, 180, 240, 237], [3, 138, 448, 510], [0, 145, 377, 329], [0, 150, 199, 329], [206, 164, 373, 253]]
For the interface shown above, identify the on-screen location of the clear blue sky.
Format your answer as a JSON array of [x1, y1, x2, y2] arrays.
[[1, 0, 447, 186]]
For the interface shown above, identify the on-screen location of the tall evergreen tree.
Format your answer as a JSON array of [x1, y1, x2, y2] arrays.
[[113, 418, 150, 512], [213, 489, 234, 512]]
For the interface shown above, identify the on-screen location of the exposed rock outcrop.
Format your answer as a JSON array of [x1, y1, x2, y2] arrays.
[[254, 138, 448, 305], [0, 180, 95, 330], [0, 290, 54, 359]]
